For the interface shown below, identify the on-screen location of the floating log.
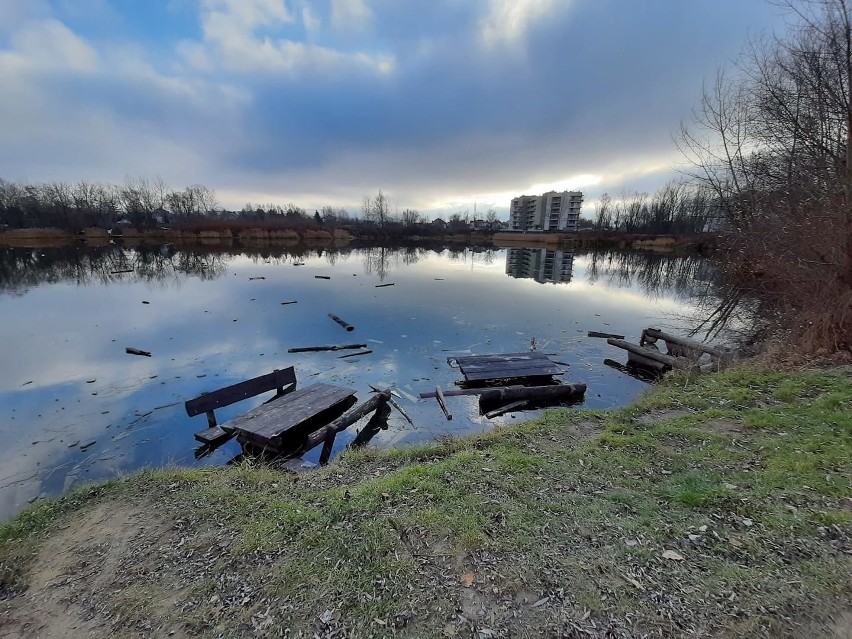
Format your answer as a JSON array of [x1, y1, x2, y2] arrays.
[[606, 338, 689, 369], [588, 331, 625, 339], [627, 351, 669, 372], [280, 300, 298, 305], [484, 400, 528, 419], [288, 343, 367, 353], [477, 383, 587, 406], [375, 283, 395, 288], [110, 269, 134, 274], [388, 397, 414, 427], [125, 347, 151, 357], [249, 276, 266, 281], [303, 391, 391, 452], [328, 313, 355, 332], [338, 350, 373, 359], [315, 275, 331, 280], [604, 358, 664, 379], [435, 386, 453, 420], [641, 328, 729, 362]]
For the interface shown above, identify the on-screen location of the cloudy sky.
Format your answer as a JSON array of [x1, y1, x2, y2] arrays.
[[0, 0, 787, 217]]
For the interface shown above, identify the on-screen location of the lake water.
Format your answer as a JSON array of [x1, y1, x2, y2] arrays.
[[0, 242, 716, 519]]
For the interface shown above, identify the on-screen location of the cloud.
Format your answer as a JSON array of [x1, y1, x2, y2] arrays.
[[0, 19, 98, 72], [330, 0, 372, 32], [480, 0, 563, 47]]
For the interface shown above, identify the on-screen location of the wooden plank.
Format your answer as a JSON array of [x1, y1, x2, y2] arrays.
[[484, 400, 528, 419], [435, 386, 453, 420], [185, 367, 296, 416], [224, 383, 355, 439], [459, 360, 563, 375], [288, 343, 367, 353], [453, 352, 550, 367], [302, 391, 391, 452], [462, 366, 565, 382], [193, 426, 235, 445], [588, 331, 625, 339]]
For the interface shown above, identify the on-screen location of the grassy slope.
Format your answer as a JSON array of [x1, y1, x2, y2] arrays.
[[1, 367, 850, 637]]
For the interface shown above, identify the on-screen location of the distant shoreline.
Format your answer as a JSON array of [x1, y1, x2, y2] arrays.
[[0, 226, 716, 252]]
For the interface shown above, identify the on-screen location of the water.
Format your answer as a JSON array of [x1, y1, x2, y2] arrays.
[[0, 242, 715, 519]]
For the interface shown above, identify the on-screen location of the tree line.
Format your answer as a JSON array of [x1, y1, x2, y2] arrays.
[[677, 0, 852, 352]]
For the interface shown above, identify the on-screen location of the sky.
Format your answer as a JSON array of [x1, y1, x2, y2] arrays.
[[0, 0, 788, 218]]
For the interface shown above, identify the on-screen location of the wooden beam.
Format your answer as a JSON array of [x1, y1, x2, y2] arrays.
[[484, 400, 527, 419], [641, 328, 729, 361], [607, 338, 691, 369], [185, 367, 297, 416], [288, 343, 367, 353], [302, 391, 391, 452]]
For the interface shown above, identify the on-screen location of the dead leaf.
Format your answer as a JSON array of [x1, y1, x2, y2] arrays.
[[461, 572, 475, 587], [662, 549, 685, 561], [530, 596, 550, 608]]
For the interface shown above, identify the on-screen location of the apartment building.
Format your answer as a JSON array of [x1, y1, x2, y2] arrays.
[[505, 248, 575, 284], [508, 191, 583, 231]]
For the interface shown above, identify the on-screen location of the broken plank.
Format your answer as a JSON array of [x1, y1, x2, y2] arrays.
[[338, 350, 373, 359], [288, 343, 367, 353], [302, 391, 391, 452], [125, 347, 151, 357], [484, 400, 528, 419], [588, 331, 625, 339], [435, 386, 453, 420], [194, 426, 235, 446], [375, 283, 395, 288]]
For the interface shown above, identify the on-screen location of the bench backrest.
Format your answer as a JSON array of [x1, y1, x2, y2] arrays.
[[185, 367, 297, 418]]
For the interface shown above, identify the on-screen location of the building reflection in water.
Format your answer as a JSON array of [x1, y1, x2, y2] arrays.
[[505, 248, 575, 284]]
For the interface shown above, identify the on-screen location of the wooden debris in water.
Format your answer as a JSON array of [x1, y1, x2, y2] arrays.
[[249, 276, 266, 281], [328, 313, 355, 332], [125, 347, 151, 357], [477, 383, 586, 406], [375, 283, 395, 288], [485, 400, 528, 419], [315, 275, 330, 280], [588, 330, 625, 339], [338, 350, 373, 359], [280, 300, 298, 305], [435, 385, 453, 420], [288, 343, 367, 353]]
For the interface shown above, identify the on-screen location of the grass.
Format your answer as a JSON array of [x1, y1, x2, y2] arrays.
[[1, 366, 850, 637]]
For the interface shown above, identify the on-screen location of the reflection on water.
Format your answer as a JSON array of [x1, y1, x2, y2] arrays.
[[0, 242, 721, 519], [506, 248, 575, 284]]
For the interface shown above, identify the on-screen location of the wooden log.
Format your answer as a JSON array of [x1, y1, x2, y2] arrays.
[[302, 391, 391, 451], [478, 383, 587, 406], [328, 313, 355, 332], [435, 386, 453, 420], [110, 268, 134, 274], [606, 338, 690, 369], [338, 350, 373, 359], [627, 351, 669, 372], [125, 347, 151, 357], [280, 300, 298, 305], [288, 343, 367, 353], [484, 400, 527, 419], [249, 276, 266, 281], [314, 275, 331, 280], [375, 283, 395, 288], [588, 331, 626, 339], [641, 328, 729, 361]]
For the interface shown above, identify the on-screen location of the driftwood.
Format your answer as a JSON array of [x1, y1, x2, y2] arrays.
[[367, 384, 416, 427], [435, 386, 453, 420], [280, 300, 298, 305], [125, 347, 151, 357], [328, 313, 355, 332], [249, 276, 266, 281], [641, 328, 730, 364], [288, 343, 367, 353], [110, 269, 134, 274], [588, 331, 625, 339], [315, 275, 331, 280], [375, 283, 395, 288], [606, 338, 691, 370], [303, 391, 391, 453], [627, 351, 669, 372], [478, 383, 587, 406], [484, 400, 528, 419], [338, 350, 373, 359]]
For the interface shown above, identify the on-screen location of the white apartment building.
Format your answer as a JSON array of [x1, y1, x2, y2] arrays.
[[509, 191, 583, 231]]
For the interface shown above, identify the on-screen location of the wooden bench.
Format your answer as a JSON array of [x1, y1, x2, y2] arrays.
[[186, 367, 298, 446]]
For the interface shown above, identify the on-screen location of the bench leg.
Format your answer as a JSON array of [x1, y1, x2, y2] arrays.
[[319, 431, 336, 466]]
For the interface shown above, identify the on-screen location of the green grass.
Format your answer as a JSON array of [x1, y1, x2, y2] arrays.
[[1, 366, 850, 636]]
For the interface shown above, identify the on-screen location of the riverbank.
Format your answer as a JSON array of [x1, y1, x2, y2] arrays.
[[1, 366, 849, 638], [0, 226, 714, 252]]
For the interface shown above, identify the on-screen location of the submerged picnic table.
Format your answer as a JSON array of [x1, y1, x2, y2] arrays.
[[187, 367, 357, 456], [451, 352, 565, 383]]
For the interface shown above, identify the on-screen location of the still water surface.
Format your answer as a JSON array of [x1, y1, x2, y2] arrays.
[[0, 243, 714, 519]]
